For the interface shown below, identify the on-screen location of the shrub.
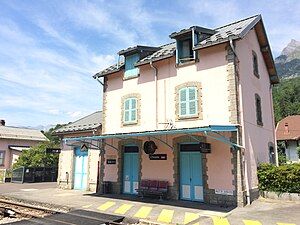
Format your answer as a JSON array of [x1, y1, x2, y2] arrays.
[[257, 163, 300, 193]]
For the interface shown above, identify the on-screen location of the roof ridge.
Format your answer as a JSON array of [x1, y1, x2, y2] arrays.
[[0, 126, 42, 131], [159, 42, 176, 48], [64, 111, 102, 127], [214, 14, 260, 30]]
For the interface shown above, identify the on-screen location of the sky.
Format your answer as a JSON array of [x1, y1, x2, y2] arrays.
[[0, 0, 299, 128]]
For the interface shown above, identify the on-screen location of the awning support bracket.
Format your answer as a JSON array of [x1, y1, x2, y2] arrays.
[[151, 136, 173, 150]]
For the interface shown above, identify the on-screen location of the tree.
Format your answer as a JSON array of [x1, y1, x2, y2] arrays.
[[273, 77, 300, 123], [43, 124, 65, 145], [13, 142, 59, 169]]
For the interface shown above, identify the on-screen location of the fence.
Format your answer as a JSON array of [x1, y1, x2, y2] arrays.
[[12, 167, 58, 183]]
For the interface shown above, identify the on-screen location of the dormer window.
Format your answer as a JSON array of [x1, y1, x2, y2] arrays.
[[178, 39, 193, 64], [118, 45, 161, 80], [125, 53, 140, 79], [170, 26, 216, 65]]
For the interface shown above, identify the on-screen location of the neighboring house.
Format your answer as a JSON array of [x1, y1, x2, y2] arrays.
[[0, 120, 48, 170], [65, 15, 278, 207], [276, 115, 300, 162], [54, 111, 102, 192]]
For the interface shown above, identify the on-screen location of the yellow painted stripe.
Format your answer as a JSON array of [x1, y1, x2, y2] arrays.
[[157, 209, 174, 223], [212, 216, 230, 225], [243, 220, 262, 225], [134, 206, 152, 219], [82, 204, 92, 208], [184, 212, 199, 225], [277, 223, 296, 225], [114, 204, 133, 214], [97, 201, 116, 211]]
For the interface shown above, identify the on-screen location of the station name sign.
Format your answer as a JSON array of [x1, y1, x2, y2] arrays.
[[106, 159, 116, 164], [149, 154, 167, 160]]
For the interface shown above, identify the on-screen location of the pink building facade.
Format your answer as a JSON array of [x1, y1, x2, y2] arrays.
[[65, 15, 278, 207]]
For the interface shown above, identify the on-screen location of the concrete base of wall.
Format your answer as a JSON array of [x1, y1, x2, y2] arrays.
[[204, 189, 237, 207], [260, 191, 300, 201], [249, 188, 260, 203]]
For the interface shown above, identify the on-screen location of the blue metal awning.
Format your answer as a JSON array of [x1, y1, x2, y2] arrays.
[[64, 125, 239, 145]]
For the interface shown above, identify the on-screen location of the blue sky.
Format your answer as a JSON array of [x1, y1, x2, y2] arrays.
[[0, 0, 299, 127]]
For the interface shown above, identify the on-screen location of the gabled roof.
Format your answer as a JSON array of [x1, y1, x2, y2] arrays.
[[94, 14, 278, 83], [54, 111, 102, 134], [0, 126, 48, 141], [276, 115, 300, 141]]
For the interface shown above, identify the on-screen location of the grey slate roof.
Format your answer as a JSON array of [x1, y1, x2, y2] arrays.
[[54, 111, 102, 134], [94, 62, 124, 78], [0, 126, 48, 141], [94, 15, 262, 76], [136, 42, 176, 66], [194, 14, 261, 49]]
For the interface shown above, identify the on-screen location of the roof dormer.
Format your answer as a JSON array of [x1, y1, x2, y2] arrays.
[[170, 26, 215, 65], [118, 46, 160, 79]]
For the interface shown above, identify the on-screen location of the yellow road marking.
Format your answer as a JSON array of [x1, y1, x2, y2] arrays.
[[243, 220, 262, 225], [134, 206, 152, 218], [82, 204, 92, 208], [277, 223, 296, 225], [114, 204, 133, 214], [157, 209, 174, 223], [212, 216, 230, 225], [97, 201, 116, 211], [184, 212, 199, 225]]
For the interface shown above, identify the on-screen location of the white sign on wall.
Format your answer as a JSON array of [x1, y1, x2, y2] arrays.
[[215, 189, 234, 196]]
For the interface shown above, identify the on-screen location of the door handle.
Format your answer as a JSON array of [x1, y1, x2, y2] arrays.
[[190, 178, 192, 182]]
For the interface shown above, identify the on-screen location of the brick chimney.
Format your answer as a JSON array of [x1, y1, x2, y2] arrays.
[[0, 120, 5, 126], [284, 122, 289, 134]]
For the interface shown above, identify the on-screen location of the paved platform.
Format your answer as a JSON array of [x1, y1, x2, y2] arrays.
[[0, 183, 299, 225]]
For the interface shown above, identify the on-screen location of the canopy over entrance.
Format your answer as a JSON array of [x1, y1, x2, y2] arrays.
[[63, 125, 242, 149]]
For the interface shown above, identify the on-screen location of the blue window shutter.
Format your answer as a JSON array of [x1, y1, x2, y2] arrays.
[[124, 98, 137, 123], [179, 87, 198, 117], [125, 54, 140, 78], [179, 88, 187, 116]]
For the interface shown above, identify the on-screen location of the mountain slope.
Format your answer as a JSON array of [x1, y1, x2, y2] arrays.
[[275, 39, 300, 78]]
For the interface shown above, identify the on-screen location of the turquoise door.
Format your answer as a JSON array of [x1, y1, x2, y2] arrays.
[[123, 146, 139, 194], [180, 146, 203, 201], [74, 147, 88, 190]]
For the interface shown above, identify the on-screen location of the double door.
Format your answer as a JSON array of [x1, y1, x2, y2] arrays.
[[74, 147, 88, 190], [180, 145, 203, 201], [123, 146, 139, 194]]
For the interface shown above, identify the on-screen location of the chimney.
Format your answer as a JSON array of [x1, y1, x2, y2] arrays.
[[0, 120, 5, 126], [284, 123, 289, 134]]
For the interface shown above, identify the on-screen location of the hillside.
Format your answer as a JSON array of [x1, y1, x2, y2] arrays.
[[275, 39, 300, 78]]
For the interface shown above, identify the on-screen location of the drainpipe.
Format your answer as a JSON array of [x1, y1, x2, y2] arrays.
[[269, 83, 279, 166], [150, 60, 158, 129]]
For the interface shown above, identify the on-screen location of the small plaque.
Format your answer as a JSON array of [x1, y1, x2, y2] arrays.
[[149, 154, 167, 160], [215, 189, 234, 196], [46, 148, 61, 154], [106, 159, 116, 164]]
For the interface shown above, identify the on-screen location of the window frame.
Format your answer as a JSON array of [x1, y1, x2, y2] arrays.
[[179, 86, 198, 118], [123, 97, 138, 124], [255, 93, 263, 126], [0, 151, 5, 166], [252, 50, 259, 78]]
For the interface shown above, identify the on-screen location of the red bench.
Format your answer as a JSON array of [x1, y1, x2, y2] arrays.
[[136, 180, 168, 200]]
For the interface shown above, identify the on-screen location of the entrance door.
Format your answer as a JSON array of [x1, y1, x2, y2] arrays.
[[74, 147, 88, 190], [180, 144, 203, 201], [123, 146, 139, 194]]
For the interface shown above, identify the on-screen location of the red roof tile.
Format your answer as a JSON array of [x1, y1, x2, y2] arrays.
[[276, 115, 300, 141]]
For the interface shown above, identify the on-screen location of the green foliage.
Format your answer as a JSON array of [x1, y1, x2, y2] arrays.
[[273, 77, 300, 123], [257, 163, 300, 193], [297, 146, 300, 159], [13, 142, 59, 169], [277, 141, 287, 165], [43, 124, 65, 145]]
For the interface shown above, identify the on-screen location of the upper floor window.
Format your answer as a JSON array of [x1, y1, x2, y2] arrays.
[[0, 151, 5, 166], [124, 98, 137, 124], [177, 38, 194, 64], [255, 94, 263, 126], [124, 53, 139, 79], [179, 87, 198, 117], [252, 51, 259, 78]]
